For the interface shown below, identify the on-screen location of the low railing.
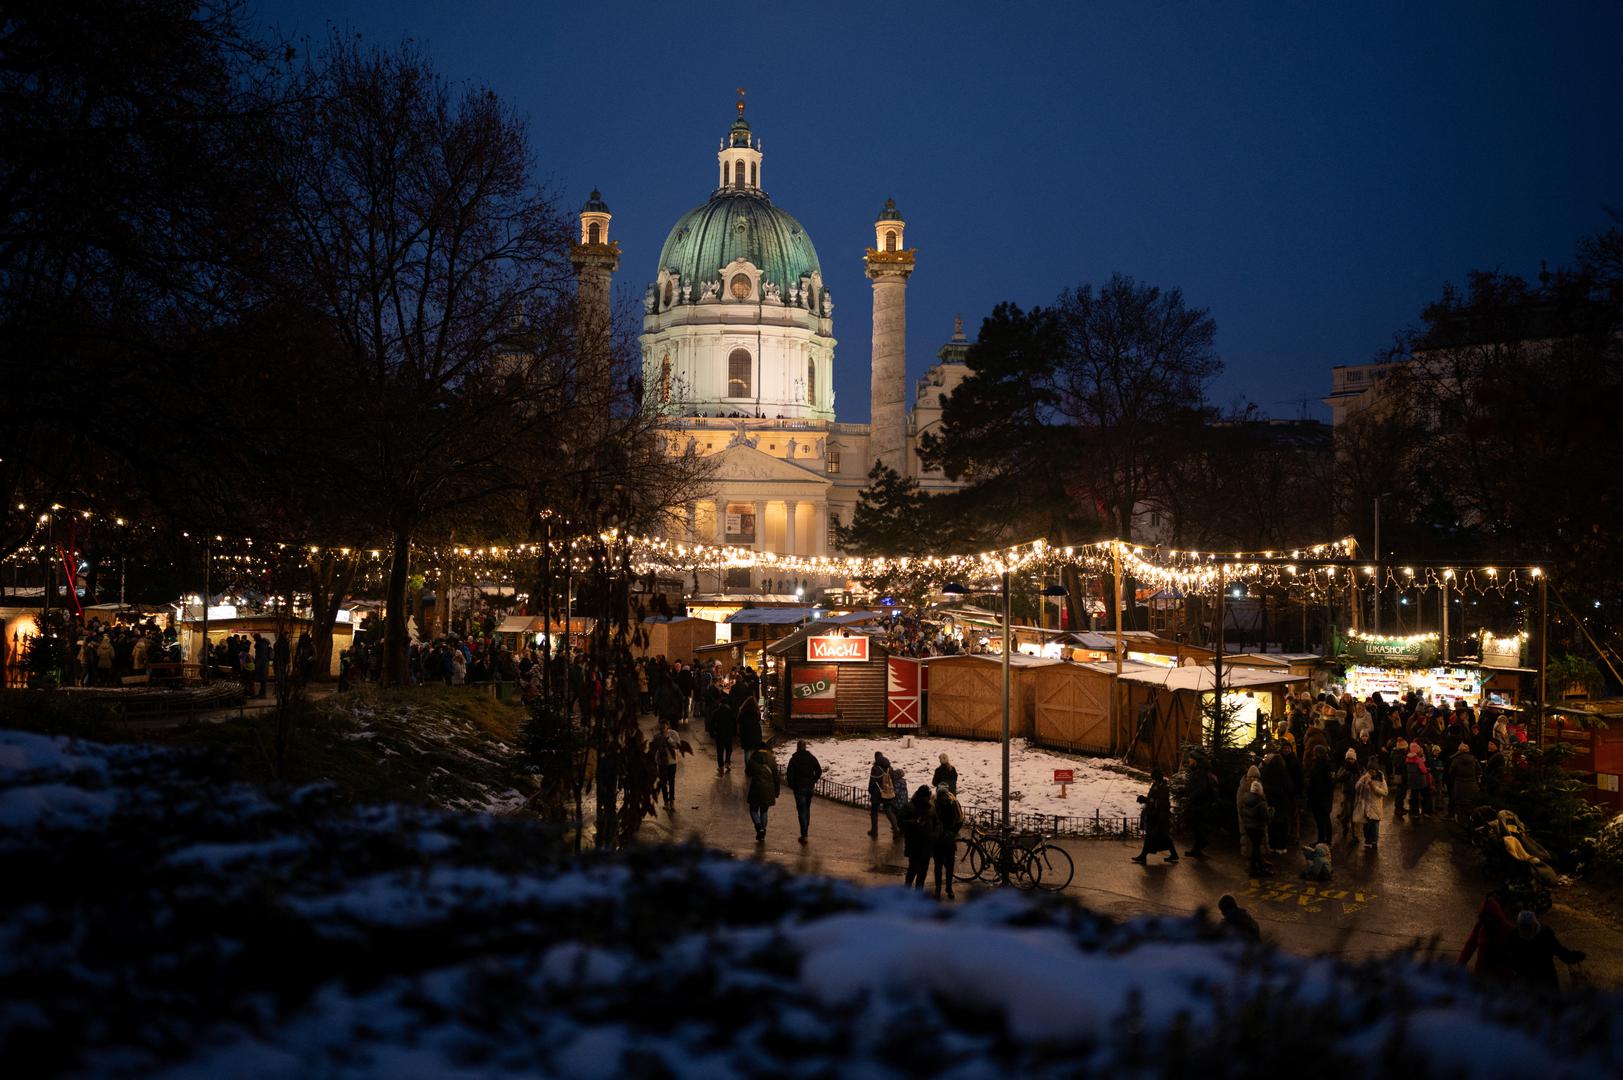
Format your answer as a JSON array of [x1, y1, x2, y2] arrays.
[[812, 777, 1140, 840]]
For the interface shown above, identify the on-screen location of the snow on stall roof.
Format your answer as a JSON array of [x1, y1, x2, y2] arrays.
[[921, 652, 1063, 668]]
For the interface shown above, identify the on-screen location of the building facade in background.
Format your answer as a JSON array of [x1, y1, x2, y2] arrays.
[[574, 100, 967, 596]]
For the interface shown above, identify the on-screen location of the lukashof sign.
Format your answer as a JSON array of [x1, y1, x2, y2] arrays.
[[808, 634, 869, 663]]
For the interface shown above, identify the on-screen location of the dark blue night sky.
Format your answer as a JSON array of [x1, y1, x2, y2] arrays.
[[253, 1, 1623, 422]]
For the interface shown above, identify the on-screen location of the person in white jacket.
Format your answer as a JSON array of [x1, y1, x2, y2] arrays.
[[1354, 763, 1389, 849]]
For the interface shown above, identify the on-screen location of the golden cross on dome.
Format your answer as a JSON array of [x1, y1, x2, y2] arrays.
[[736, 86, 746, 117]]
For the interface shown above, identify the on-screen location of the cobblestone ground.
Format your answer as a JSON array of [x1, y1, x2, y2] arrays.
[[639, 714, 1623, 987]]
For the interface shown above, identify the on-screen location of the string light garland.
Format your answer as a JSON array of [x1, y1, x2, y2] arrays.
[[1, 504, 1551, 600]]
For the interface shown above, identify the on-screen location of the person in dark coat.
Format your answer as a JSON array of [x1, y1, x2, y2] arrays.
[[1260, 752, 1295, 852], [1217, 893, 1261, 941], [744, 747, 780, 843], [932, 752, 958, 795], [1181, 753, 1218, 858], [1447, 742, 1482, 819], [1306, 745, 1334, 845], [708, 697, 736, 775], [736, 695, 764, 753], [1132, 767, 1178, 864], [1507, 911, 1585, 991], [654, 676, 684, 729], [932, 786, 963, 899], [901, 785, 936, 889], [785, 740, 823, 843]]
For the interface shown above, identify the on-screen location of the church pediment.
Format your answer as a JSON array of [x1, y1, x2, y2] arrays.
[[708, 442, 831, 486]]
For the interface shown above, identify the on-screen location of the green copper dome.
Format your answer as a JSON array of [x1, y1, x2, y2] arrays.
[[656, 190, 821, 294]]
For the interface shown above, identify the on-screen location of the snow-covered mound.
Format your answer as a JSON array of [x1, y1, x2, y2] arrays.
[[2, 728, 1618, 1078], [778, 734, 1147, 824]]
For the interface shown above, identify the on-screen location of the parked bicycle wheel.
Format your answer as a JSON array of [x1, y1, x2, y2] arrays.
[[1031, 844, 1074, 891], [1011, 848, 1044, 889], [953, 836, 982, 884]]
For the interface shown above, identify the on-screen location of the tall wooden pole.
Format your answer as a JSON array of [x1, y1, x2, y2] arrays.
[[1112, 542, 1125, 752], [1001, 568, 1011, 833], [1440, 576, 1450, 663], [1538, 572, 1548, 743], [1214, 564, 1226, 748]]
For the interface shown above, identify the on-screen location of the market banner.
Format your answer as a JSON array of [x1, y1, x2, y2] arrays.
[[791, 664, 838, 717], [886, 657, 921, 729], [809, 634, 869, 662]]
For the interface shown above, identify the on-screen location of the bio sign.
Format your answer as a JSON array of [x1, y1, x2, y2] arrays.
[[791, 664, 837, 716], [808, 634, 869, 663]]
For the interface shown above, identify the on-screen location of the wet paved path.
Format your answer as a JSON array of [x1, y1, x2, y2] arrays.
[[639, 717, 1623, 986]]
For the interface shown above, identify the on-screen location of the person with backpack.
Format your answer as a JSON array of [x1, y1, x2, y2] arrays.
[[744, 746, 781, 843], [651, 719, 681, 810], [736, 694, 764, 753], [1354, 762, 1389, 848], [785, 740, 823, 843], [901, 785, 936, 890], [867, 753, 899, 838], [933, 786, 963, 900]]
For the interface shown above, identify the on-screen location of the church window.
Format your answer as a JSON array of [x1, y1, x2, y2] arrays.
[[658, 355, 671, 403], [807, 359, 816, 404], [729, 273, 752, 300], [750, 162, 757, 187], [826, 447, 841, 474], [587, 221, 601, 244], [885, 230, 897, 252], [734, 161, 745, 188], [663, 280, 672, 307], [727, 348, 752, 397]]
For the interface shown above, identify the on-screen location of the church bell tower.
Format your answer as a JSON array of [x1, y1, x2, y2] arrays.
[[865, 198, 914, 473]]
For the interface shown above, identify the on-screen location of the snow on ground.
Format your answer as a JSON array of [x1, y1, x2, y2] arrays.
[[778, 735, 1147, 824], [2, 726, 1620, 1077]]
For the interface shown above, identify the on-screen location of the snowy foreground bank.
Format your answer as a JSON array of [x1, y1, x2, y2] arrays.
[[776, 735, 1147, 822], [2, 728, 1619, 1078]]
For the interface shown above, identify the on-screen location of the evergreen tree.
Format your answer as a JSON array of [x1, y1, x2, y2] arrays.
[[832, 462, 930, 555]]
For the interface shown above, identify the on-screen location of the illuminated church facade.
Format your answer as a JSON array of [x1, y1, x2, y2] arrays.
[[571, 99, 968, 595]]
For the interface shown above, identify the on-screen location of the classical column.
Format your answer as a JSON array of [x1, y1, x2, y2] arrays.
[[865, 198, 915, 474], [686, 502, 697, 543], [712, 500, 726, 544], [784, 499, 799, 555], [754, 500, 766, 549]]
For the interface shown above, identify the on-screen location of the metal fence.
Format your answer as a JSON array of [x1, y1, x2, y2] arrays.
[[812, 777, 1140, 840]]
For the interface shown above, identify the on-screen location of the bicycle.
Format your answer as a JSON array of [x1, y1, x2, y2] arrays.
[[953, 820, 1044, 889], [1017, 830, 1074, 891]]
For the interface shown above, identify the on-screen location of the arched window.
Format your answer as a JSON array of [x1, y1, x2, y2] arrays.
[[806, 359, 816, 404], [885, 229, 897, 252], [662, 280, 673, 308], [734, 161, 745, 188], [727, 348, 752, 398], [729, 273, 752, 300], [587, 221, 601, 244], [750, 162, 757, 187], [659, 355, 672, 403]]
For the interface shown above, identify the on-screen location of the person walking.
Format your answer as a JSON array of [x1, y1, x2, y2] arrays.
[[867, 753, 897, 838], [1236, 764, 1263, 865], [901, 785, 936, 890], [709, 696, 736, 774], [932, 785, 963, 899], [1131, 767, 1178, 864], [932, 752, 958, 795], [736, 694, 764, 754], [745, 746, 780, 843], [1447, 742, 1482, 820], [1404, 741, 1432, 818], [1182, 753, 1217, 858], [785, 740, 823, 843], [654, 674, 684, 731], [651, 719, 680, 810], [1353, 762, 1389, 848]]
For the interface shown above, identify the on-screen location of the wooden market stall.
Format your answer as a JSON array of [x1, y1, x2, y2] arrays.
[[1117, 663, 1308, 772], [769, 622, 891, 734], [635, 616, 717, 665], [1544, 699, 1623, 810], [922, 654, 1059, 740], [1029, 660, 1116, 754]]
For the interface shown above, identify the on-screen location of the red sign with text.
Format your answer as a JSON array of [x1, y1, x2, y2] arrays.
[[1053, 769, 1075, 784], [791, 665, 838, 716], [808, 634, 870, 663]]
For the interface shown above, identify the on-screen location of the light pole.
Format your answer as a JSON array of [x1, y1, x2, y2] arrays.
[[1372, 492, 1390, 633]]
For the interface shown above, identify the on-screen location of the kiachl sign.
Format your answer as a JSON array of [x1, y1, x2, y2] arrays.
[[808, 634, 870, 662]]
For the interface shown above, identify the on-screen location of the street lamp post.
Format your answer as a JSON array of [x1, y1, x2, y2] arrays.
[[1000, 569, 1011, 837]]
